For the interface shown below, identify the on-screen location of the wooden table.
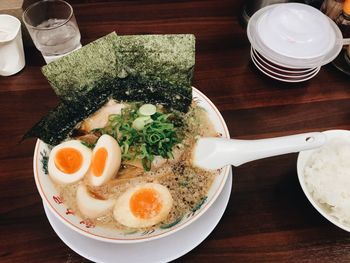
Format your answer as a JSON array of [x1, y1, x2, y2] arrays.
[[1, 0, 350, 262]]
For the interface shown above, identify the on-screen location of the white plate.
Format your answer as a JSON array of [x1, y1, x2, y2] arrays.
[[251, 49, 320, 79], [252, 48, 316, 74], [43, 168, 233, 263], [251, 50, 321, 83]]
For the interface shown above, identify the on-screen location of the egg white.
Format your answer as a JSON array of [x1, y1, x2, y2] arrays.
[[113, 183, 173, 228], [87, 134, 121, 187], [48, 140, 92, 184], [76, 184, 115, 219]]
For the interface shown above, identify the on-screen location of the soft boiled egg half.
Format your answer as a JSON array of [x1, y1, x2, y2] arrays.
[[48, 140, 92, 184], [76, 184, 115, 219], [86, 134, 122, 187], [113, 183, 173, 228]]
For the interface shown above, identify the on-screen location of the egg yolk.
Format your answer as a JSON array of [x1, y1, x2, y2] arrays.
[[55, 148, 83, 174], [130, 188, 162, 219], [91, 147, 108, 177]]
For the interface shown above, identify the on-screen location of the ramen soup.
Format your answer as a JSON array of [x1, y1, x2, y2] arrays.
[[48, 100, 219, 231]]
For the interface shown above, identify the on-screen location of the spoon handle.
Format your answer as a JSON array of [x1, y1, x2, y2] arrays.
[[194, 132, 326, 170]]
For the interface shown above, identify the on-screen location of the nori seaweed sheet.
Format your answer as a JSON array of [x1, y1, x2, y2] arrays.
[[117, 34, 195, 99], [23, 80, 120, 145], [114, 75, 192, 112], [41, 33, 195, 106], [26, 33, 195, 145], [24, 76, 191, 146], [41, 32, 122, 101]]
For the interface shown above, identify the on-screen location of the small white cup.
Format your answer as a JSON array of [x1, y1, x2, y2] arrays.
[[0, 14, 25, 76]]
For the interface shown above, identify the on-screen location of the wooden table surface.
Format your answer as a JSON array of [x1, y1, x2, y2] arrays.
[[1, 0, 350, 262]]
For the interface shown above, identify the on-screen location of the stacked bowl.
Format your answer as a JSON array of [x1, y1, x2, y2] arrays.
[[247, 3, 343, 82]]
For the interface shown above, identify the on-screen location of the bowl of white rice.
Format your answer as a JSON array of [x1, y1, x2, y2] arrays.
[[297, 129, 350, 231]]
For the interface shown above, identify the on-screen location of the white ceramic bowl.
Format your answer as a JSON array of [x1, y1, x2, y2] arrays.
[[257, 3, 333, 59], [33, 87, 231, 243], [247, 3, 343, 69], [297, 130, 350, 232]]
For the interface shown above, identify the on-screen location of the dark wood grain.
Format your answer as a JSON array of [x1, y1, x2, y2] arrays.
[[1, 0, 350, 262]]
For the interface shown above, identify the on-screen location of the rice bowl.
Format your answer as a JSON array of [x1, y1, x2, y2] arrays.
[[297, 130, 350, 231]]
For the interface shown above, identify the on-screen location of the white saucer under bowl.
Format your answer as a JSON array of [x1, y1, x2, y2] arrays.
[[251, 49, 320, 79], [252, 48, 316, 74], [251, 51, 321, 83], [43, 168, 233, 263], [251, 49, 320, 81]]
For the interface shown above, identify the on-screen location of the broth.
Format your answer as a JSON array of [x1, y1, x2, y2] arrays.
[[54, 101, 219, 231]]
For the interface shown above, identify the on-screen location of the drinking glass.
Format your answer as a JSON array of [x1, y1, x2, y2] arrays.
[[23, 0, 81, 63]]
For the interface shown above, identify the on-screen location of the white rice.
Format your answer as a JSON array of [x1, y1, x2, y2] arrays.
[[304, 138, 350, 224]]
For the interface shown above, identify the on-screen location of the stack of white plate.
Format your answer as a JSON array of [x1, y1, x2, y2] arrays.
[[247, 3, 343, 82]]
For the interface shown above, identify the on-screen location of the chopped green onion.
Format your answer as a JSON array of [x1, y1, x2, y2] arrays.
[[102, 103, 183, 171], [132, 116, 153, 130], [138, 104, 156, 116]]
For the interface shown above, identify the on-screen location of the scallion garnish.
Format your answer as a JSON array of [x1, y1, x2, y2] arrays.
[[102, 104, 183, 171]]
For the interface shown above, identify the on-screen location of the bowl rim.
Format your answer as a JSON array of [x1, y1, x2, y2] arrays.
[[297, 129, 350, 232], [33, 87, 231, 243]]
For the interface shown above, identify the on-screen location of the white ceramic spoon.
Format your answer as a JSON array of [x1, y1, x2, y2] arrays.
[[193, 132, 326, 170]]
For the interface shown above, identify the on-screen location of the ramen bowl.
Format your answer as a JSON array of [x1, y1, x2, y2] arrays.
[[33, 87, 230, 243]]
